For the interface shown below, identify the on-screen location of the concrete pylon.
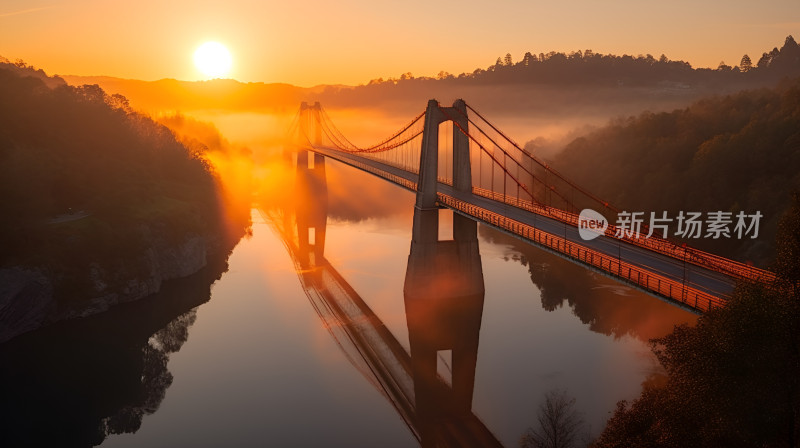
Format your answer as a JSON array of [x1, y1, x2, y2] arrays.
[[311, 102, 325, 169], [451, 99, 471, 194], [415, 100, 444, 210], [298, 102, 310, 159], [415, 99, 472, 210], [311, 102, 323, 147]]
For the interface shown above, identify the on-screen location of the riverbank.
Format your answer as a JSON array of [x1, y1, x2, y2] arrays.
[[0, 232, 222, 343]]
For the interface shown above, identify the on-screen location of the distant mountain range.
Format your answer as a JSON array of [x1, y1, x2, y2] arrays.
[[43, 35, 800, 117], [59, 75, 309, 113]]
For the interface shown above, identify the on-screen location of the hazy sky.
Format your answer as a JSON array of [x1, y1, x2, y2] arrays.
[[1, 0, 798, 86]]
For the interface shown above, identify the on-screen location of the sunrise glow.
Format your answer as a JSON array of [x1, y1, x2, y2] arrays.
[[194, 41, 232, 79]]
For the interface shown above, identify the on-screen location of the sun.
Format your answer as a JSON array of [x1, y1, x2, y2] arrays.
[[194, 42, 232, 79]]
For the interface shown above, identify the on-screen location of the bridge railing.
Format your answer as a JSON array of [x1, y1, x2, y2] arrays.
[[310, 146, 419, 192], [439, 193, 726, 312], [470, 187, 775, 285]]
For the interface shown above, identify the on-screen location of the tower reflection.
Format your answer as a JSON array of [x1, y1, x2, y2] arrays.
[[266, 153, 501, 447], [404, 207, 487, 447]]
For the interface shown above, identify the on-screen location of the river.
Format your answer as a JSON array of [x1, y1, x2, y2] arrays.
[[0, 149, 696, 447]]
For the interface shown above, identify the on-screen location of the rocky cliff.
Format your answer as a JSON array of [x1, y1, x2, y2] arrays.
[[0, 234, 210, 343]]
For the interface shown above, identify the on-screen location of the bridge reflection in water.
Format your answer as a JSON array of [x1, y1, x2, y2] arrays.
[[259, 150, 502, 447]]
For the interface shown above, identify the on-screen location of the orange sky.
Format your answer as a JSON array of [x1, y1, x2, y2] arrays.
[[1, 0, 798, 87]]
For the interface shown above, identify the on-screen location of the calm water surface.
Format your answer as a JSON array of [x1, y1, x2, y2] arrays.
[[0, 153, 696, 447]]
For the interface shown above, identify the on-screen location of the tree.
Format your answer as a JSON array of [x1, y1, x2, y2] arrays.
[[504, 53, 513, 66], [521, 389, 588, 448], [594, 196, 800, 447], [740, 54, 753, 72], [774, 192, 800, 296], [523, 52, 536, 66], [716, 60, 732, 71], [0, 62, 239, 304], [758, 51, 773, 68]]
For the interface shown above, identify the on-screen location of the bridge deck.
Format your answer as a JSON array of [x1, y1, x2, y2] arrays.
[[304, 145, 743, 312]]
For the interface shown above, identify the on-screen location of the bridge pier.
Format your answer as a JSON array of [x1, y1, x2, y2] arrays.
[[404, 207, 485, 446]]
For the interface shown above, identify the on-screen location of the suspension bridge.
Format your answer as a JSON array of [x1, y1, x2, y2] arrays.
[[288, 99, 776, 313]]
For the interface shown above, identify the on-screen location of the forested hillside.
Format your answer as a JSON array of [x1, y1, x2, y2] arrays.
[[551, 76, 800, 266], [0, 61, 247, 340]]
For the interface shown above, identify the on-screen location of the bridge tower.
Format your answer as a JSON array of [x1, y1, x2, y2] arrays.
[[416, 99, 471, 210], [298, 101, 326, 173]]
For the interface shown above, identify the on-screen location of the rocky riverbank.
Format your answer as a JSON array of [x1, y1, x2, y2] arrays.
[[0, 234, 218, 343]]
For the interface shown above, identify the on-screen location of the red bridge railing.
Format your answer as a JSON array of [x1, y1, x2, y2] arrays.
[[470, 187, 775, 285], [439, 193, 726, 312]]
